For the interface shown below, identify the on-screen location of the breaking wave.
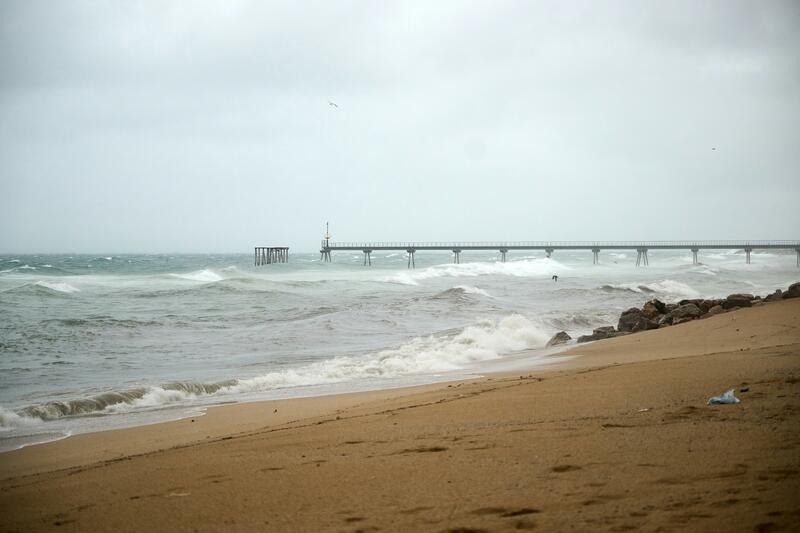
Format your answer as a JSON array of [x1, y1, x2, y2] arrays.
[[600, 279, 699, 299], [0, 314, 549, 426], [170, 269, 225, 282], [1, 281, 80, 296], [432, 285, 491, 300], [380, 258, 570, 286], [34, 281, 80, 294]]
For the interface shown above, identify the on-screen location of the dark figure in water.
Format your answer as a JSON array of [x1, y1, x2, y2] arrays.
[[552, 275, 558, 282]]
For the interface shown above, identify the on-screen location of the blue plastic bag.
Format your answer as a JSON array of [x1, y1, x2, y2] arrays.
[[707, 389, 740, 405]]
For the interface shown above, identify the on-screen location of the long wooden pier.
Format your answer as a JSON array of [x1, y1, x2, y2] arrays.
[[255, 247, 289, 266], [319, 240, 800, 268]]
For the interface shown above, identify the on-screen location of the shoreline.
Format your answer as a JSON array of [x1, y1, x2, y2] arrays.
[[2, 299, 798, 531]]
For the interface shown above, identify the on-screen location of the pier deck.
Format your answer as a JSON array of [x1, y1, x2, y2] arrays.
[[319, 240, 800, 268]]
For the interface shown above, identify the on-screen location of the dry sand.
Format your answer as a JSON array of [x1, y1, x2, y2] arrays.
[[1, 299, 799, 532]]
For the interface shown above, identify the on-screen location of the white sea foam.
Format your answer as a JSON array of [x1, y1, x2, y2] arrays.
[[452, 285, 491, 297], [0, 407, 41, 429], [104, 388, 200, 413], [170, 269, 224, 282], [605, 279, 700, 299], [3, 315, 551, 422], [18, 265, 36, 270], [34, 281, 80, 293], [379, 258, 569, 286], [231, 314, 549, 390]]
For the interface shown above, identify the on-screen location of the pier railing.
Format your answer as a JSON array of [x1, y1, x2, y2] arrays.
[[323, 240, 800, 250], [318, 240, 800, 268]]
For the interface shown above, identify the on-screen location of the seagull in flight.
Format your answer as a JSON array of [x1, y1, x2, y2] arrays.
[[328, 101, 338, 108]]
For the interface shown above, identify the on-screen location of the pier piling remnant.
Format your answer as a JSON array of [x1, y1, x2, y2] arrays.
[[255, 247, 289, 266]]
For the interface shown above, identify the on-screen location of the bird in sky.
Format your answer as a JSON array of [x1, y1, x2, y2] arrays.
[[328, 101, 338, 108]]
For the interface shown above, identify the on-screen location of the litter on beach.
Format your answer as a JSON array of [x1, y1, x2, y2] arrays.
[[707, 389, 741, 405]]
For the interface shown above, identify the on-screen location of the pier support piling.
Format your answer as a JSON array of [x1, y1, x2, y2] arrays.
[[545, 248, 553, 259], [499, 249, 508, 263], [636, 248, 649, 267], [592, 248, 600, 265], [363, 249, 372, 266], [691, 248, 699, 265], [406, 249, 416, 269], [452, 249, 461, 264], [745, 247, 752, 264], [796, 249, 800, 268]]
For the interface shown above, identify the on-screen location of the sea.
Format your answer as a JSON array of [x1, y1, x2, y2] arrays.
[[1, 249, 797, 451]]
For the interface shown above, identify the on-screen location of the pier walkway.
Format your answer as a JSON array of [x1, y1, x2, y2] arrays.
[[319, 240, 800, 268]]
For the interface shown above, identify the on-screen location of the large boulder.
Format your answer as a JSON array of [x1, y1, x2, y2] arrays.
[[642, 299, 666, 319], [698, 299, 719, 315], [723, 293, 754, 309], [577, 326, 623, 343], [782, 282, 800, 299], [617, 307, 648, 332], [546, 331, 572, 347], [706, 304, 724, 316], [764, 289, 783, 302], [669, 303, 702, 325]]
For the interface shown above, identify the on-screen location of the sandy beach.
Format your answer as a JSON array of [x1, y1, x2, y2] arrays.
[[1, 298, 798, 532]]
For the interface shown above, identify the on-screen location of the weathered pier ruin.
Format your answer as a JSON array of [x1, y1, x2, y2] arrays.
[[319, 240, 800, 268], [254, 247, 289, 266]]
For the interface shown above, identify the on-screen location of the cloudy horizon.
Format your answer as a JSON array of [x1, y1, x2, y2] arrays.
[[1, 1, 798, 253]]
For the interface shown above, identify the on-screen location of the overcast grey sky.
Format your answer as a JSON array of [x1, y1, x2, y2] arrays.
[[1, 1, 798, 253]]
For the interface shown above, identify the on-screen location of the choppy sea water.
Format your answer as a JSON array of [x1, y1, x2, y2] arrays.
[[1, 250, 797, 451]]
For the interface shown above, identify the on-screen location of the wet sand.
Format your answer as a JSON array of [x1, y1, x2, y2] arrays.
[[1, 299, 799, 532]]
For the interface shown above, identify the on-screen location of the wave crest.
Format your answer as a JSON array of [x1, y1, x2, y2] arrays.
[[600, 279, 699, 299], [1, 315, 549, 425], [380, 258, 570, 286]]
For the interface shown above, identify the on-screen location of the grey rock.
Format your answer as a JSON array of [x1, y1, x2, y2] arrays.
[[577, 326, 621, 343], [671, 303, 702, 320], [546, 331, 572, 347], [706, 304, 724, 316], [782, 282, 800, 299], [723, 293, 754, 309], [764, 289, 783, 302], [642, 299, 665, 319]]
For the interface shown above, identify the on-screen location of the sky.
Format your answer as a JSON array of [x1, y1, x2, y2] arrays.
[[1, 0, 798, 253]]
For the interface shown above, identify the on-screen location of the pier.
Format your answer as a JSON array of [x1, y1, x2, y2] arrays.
[[255, 247, 289, 266], [319, 240, 800, 268]]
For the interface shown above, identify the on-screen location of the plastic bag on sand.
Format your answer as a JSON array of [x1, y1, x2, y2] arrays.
[[707, 389, 740, 405]]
